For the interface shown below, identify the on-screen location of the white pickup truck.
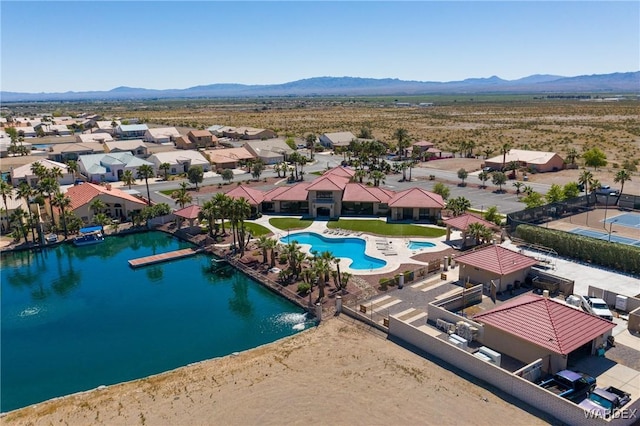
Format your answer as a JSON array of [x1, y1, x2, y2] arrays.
[[580, 296, 614, 321]]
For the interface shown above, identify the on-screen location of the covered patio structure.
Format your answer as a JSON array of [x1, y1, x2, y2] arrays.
[[174, 205, 201, 228]]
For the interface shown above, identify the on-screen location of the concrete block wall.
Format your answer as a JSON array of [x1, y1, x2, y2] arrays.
[[389, 317, 639, 426], [588, 285, 640, 314]]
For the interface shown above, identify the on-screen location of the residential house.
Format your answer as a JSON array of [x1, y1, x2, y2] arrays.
[[223, 127, 276, 140], [484, 149, 565, 173], [144, 127, 180, 144], [319, 131, 357, 149], [94, 120, 120, 135], [473, 294, 615, 373], [204, 147, 255, 170], [10, 159, 74, 187], [146, 151, 210, 175], [104, 140, 148, 157], [48, 142, 103, 163], [388, 187, 445, 221], [78, 152, 154, 183], [207, 125, 226, 136], [244, 139, 294, 164], [186, 130, 216, 148], [14, 127, 37, 138], [35, 124, 72, 136], [117, 124, 149, 139], [65, 182, 147, 223], [0, 189, 29, 234], [76, 133, 114, 144]]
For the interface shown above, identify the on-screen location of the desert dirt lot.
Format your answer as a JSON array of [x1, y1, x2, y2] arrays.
[[3, 318, 550, 425]]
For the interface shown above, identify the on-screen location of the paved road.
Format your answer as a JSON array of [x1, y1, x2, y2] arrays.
[[133, 152, 551, 214]]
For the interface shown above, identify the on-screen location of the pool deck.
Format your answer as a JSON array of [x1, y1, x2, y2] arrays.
[[251, 216, 458, 276]]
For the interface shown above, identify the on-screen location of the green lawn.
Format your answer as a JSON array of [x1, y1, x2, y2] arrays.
[[268, 218, 314, 231], [244, 222, 271, 236], [159, 189, 175, 196], [327, 219, 446, 237]]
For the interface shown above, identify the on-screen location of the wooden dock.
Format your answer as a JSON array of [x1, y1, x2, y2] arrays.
[[128, 248, 199, 268]]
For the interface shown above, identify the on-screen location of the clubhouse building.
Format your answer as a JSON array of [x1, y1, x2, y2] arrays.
[[227, 167, 446, 220]]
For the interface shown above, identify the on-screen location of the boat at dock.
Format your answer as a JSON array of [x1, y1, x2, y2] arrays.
[[73, 226, 105, 246]]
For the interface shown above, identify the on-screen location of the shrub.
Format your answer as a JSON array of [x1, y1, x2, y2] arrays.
[[297, 282, 311, 294]]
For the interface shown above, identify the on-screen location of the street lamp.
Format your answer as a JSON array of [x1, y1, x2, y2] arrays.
[[603, 193, 610, 229], [608, 219, 617, 243]]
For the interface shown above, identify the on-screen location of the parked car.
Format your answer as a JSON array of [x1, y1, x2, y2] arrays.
[[595, 185, 619, 196], [580, 296, 614, 321], [578, 386, 631, 417], [539, 369, 596, 401]]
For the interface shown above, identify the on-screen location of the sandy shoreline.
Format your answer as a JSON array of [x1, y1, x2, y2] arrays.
[[3, 317, 551, 425]]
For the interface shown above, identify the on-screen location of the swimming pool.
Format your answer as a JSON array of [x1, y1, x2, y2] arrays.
[[279, 232, 386, 270], [407, 240, 436, 250]]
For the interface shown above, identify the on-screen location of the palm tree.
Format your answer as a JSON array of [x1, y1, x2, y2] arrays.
[[199, 199, 218, 236], [265, 238, 278, 268], [171, 185, 192, 208], [159, 162, 171, 180], [213, 192, 231, 234], [565, 148, 580, 167], [137, 164, 155, 205], [614, 169, 631, 198], [447, 196, 471, 217], [578, 170, 593, 197], [513, 181, 525, 197], [256, 235, 272, 264], [500, 142, 512, 171], [393, 128, 410, 160], [305, 133, 316, 160], [121, 169, 135, 189], [369, 170, 386, 187], [94, 212, 111, 231], [482, 147, 494, 159], [233, 198, 252, 256], [283, 241, 303, 279], [38, 176, 59, 229], [466, 222, 488, 246], [52, 191, 71, 238], [15, 182, 38, 243], [90, 198, 106, 221], [66, 160, 79, 180], [10, 207, 29, 243], [0, 180, 12, 217]]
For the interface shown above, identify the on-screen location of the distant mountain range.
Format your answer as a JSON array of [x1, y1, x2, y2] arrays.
[[2, 72, 638, 102]]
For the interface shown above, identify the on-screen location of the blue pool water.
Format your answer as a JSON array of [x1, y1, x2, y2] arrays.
[[407, 241, 436, 250], [279, 232, 386, 270], [1, 232, 310, 412]]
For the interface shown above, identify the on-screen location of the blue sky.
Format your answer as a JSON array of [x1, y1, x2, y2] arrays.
[[2, 1, 638, 92]]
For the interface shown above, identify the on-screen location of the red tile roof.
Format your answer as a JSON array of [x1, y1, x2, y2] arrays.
[[342, 183, 394, 203], [263, 183, 311, 202], [473, 294, 615, 355], [174, 205, 201, 219], [306, 175, 350, 192], [225, 185, 265, 205], [444, 213, 498, 230], [66, 183, 147, 211], [388, 187, 445, 209], [455, 245, 538, 276], [413, 140, 435, 147], [322, 166, 356, 179]]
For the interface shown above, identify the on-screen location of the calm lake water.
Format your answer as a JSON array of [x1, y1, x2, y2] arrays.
[[1, 232, 311, 412]]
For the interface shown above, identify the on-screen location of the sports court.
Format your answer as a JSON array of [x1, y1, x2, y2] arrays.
[[540, 207, 640, 246], [569, 227, 640, 247], [602, 211, 640, 229]]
